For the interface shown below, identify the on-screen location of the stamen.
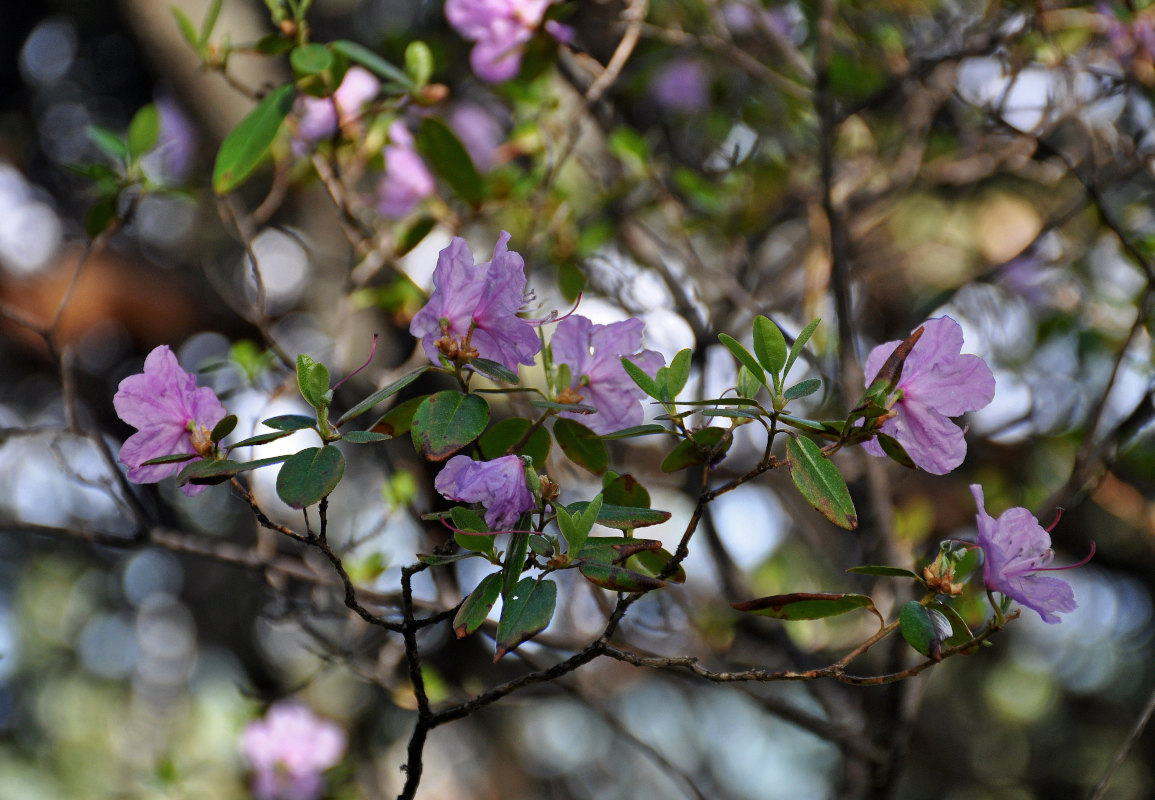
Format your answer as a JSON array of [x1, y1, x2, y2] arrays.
[[332, 333, 379, 392], [1045, 506, 1064, 533], [1035, 541, 1096, 572], [524, 292, 583, 326]]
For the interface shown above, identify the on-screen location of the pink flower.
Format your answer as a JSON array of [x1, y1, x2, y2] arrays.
[[445, 0, 554, 82], [436, 454, 536, 530], [862, 316, 995, 474], [408, 231, 542, 373], [296, 67, 381, 143], [550, 315, 665, 434], [448, 102, 505, 172], [651, 59, 710, 114], [241, 702, 347, 800], [971, 484, 1084, 624], [113, 345, 227, 497], [376, 121, 435, 218]]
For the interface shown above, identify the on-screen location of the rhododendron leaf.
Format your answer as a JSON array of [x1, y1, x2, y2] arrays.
[[418, 551, 484, 566], [478, 418, 551, 470], [275, 445, 346, 509], [502, 532, 530, 600], [127, 104, 160, 160], [416, 117, 484, 207], [140, 453, 197, 466], [553, 418, 608, 475], [578, 561, 666, 593], [398, 216, 436, 256], [702, 408, 761, 419], [786, 435, 857, 530], [784, 379, 821, 401], [662, 348, 692, 400], [953, 546, 982, 584], [297, 354, 331, 410], [603, 473, 651, 509], [228, 430, 295, 449], [732, 592, 880, 621], [450, 506, 488, 534], [368, 395, 426, 437], [210, 414, 237, 444], [495, 578, 556, 660], [556, 493, 601, 555], [661, 427, 730, 473], [469, 358, 519, 384], [177, 454, 288, 485], [335, 365, 429, 426], [784, 319, 821, 381], [290, 43, 333, 77], [172, 8, 198, 48], [529, 399, 597, 414], [342, 430, 390, 443], [575, 537, 663, 563], [875, 432, 915, 469], [621, 357, 661, 400], [87, 125, 128, 162], [753, 315, 788, 378], [84, 195, 119, 238], [330, 40, 412, 88], [718, 334, 767, 387], [847, 565, 923, 581], [261, 414, 317, 431], [528, 535, 554, 557], [932, 602, 976, 649], [595, 424, 667, 440], [411, 391, 490, 461], [899, 601, 951, 661], [454, 573, 502, 638], [627, 549, 687, 584], [736, 365, 762, 400], [564, 502, 671, 530], [212, 83, 295, 194]]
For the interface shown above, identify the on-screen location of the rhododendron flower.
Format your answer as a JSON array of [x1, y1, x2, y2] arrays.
[[113, 345, 227, 497], [296, 66, 380, 143], [445, 0, 554, 82], [436, 454, 536, 530], [971, 484, 1085, 624], [241, 702, 347, 800], [862, 316, 995, 474], [409, 231, 541, 372], [652, 59, 710, 114], [376, 121, 435, 218], [550, 315, 665, 435]]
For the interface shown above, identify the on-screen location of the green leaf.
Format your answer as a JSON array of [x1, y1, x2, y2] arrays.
[[784, 319, 820, 381], [290, 43, 334, 77], [335, 365, 430, 425], [87, 125, 129, 162], [210, 414, 238, 444], [784, 379, 821, 401], [553, 418, 608, 475], [502, 531, 530, 601], [528, 534, 554, 557], [621, 356, 661, 400], [875, 432, 915, 469], [469, 357, 519, 384], [495, 578, 557, 660], [398, 216, 436, 256], [404, 40, 434, 87], [261, 414, 317, 432], [176, 454, 289, 486], [275, 445, 346, 508], [478, 418, 551, 470], [140, 453, 196, 466], [736, 365, 762, 400], [786, 435, 857, 529], [369, 395, 426, 436], [565, 502, 671, 530], [296, 354, 331, 409], [450, 506, 496, 556], [899, 601, 951, 661], [127, 104, 160, 160], [227, 430, 296, 449], [330, 39, 413, 87], [529, 398, 597, 414], [595, 424, 667, 440], [575, 537, 663, 563], [559, 493, 601, 555], [701, 408, 761, 419], [172, 8, 199, 48], [342, 430, 391, 443], [578, 561, 666, 593], [753, 316, 787, 378], [663, 349, 692, 400], [732, 592, 880, 622], [627, 548, 687, 584], [418, 551, 483, 566], [415, 117, 484, 207], [212, 83, 295, 194], [660, 427, 731, 473], [199, 0, 223, 45], [84, 196, 119, 238], [953, 546, 982, 585], [602, 473, 650, 509], [847, 565, 923, 581], [410, 391, 490, 461], [718, 334, 767, 388], [933, 602, 977, 649], [454, 573, 502, 637]]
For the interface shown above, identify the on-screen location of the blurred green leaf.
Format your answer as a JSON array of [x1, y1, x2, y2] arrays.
[[784, 319, 820, 381], [416, 117, 484, 207], [212, 83, 295, 194], [127, 104, 160, 160], [732, 592, 880, 621], [331, 39, 412, 87], [291, 43, 334, 77], [661, 427, 731, 473]]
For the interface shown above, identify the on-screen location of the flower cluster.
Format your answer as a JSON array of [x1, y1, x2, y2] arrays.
[[550, 315, 665, 435], [113, 345, 228, 497], [444, 0, 555, 82], [862, 316, 995, 475], [408, 231, 541, 372], [241, 702, 347, 800]]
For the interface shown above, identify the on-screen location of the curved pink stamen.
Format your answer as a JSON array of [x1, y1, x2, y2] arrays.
[[524, 292, 583, 326], [1035, 540, 1096, 572], [1045, 507, 1064, 533], [332, 334, 378, 392]]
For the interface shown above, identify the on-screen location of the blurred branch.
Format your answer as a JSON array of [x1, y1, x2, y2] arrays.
[[1090, 682, 1155, 800]]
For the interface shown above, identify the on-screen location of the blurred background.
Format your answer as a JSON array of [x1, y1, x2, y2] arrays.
[[1, 1, 1154, 798]]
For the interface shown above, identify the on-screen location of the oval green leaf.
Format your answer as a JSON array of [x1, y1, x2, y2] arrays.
[[410, 391, 490, 461], [454, 573, 503, 638], [275, 445, 346, 509], [210, 414, 238, 444], [753, 315, 788, 377], [786, 435, 857, 530], [291, 43, 334, 77], [564, 502, 670, 530], [660, 427, 731, 473], [127, 104, 160, 160], [262, 414, 317, 432], [731, 592, 879, 621], [495, 578, 557, 661], [553, 418, 608, 475], [899, 600, 951, 662], [212, 83, 295, 194], [718, 334, 767, 388], [578, 561, 666, 593]]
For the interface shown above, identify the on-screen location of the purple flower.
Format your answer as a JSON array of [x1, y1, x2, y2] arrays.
[[448, 102, 505, 172], [376, 121, 435, 218], [296, 67, 381, 143], [408, 231, 542, 373], [435, 454, 536, 530], [971, 484, 1082, 624], [113, 345, 228, 497], [445, 0, 554, 82], [862, 316, 995, 475], [651, 59, 710, 114], [550, 315, 665, 435], [241, 702, 347, 800]]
